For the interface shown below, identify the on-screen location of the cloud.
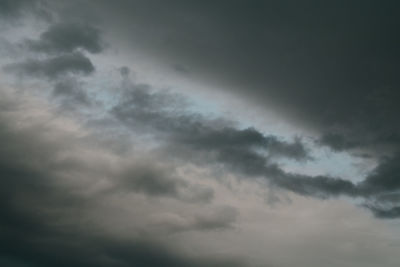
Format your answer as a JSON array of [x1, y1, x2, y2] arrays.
[[108, 77, 400, 218], [52, 78, 91, 106], [0, 0, 32, 17], [3, 51, 95, 79], [74, 1, 400, 220], [193, 206, 238, 231], [119, 66, 130, 77], [366, 205, 400, 219], [318, 133, 362, 152], [2, 2, 400, 266], [112, 81, 311, 162], [117, 162, 214, 203], [25, 22, 103, 54], [173, 63, 190, 75], [360, 153, 400, 194], [0, 89, 245, 267], [149, 206, 237, 234], [110, 80, 358, 200], [83, 1, 400, 187]]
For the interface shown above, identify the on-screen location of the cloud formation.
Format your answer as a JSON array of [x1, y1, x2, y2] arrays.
[[2, 1, 400, 267]]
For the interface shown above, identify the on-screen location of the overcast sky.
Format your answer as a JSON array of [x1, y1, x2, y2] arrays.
[[1, 1, 400, 266]]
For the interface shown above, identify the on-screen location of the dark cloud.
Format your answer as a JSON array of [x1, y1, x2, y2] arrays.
[[110, 78, 400, 218], [113, 81, 310, 162], [86, 1, 400, 156], [193, 206, 238, 231], [366, 205, 400, 219], [119, 66, 130, 77], [173, 63, 190, 75], [3, 51, 95, 79], [150, 206, 237, 235], [114, 162, 214, 203], [273, 172, 358, 198], [360, 153, 400, 194], [118, 163, 214, 203], [120, 164, 182, 196], [52, 78, 91, 106], [0, 0, 52, 22], [318, 133, 361, 152], [52, 1, 400, 219], [26, 22, 103, 54], [355, 153, 400, 218], [0, 0, 32, 17], [111, 80, 361, 199], [2, 1, 400, 265], [0, 96, 244, 267]]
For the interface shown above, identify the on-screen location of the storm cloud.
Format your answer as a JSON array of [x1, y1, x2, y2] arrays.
[[2, 1, 400, 267]]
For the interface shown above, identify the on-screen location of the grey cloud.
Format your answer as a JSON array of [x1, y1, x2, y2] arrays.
[[273, 172, 358, 199], [360, 153, 400, 194], [173, 63, 190, 75], [111, 81, 358, 199], [178, 127, 310, 161], [318, 133, 362, 152], [111, 79, 400, 218], [25, 22, 103, 54], [52, 78, 91, 106], [193, 206, 238, 231], [119, 66, 130, 77], [56, 0, 400, 220], [120, 163, 184, 197], [0, 95, 244, 267], [150, 206, 237, 235], [2, 2, 400, 265], [0, 0, 52, 23], [0, 0, 32, 17], [85, 0, 400, 188], [3, 51, 94, 79], [118, 163, 214, 203], [179, 184, 214, 204], [365, 205, 400, 219], [356, 153, 400, 218], [113, 82, 310, 162]]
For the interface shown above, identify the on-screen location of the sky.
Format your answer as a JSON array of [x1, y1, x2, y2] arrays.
[[1, 1, 400, 266]]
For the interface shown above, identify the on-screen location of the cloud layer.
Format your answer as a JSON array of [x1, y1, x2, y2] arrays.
[[1, 1, 400, 267]]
